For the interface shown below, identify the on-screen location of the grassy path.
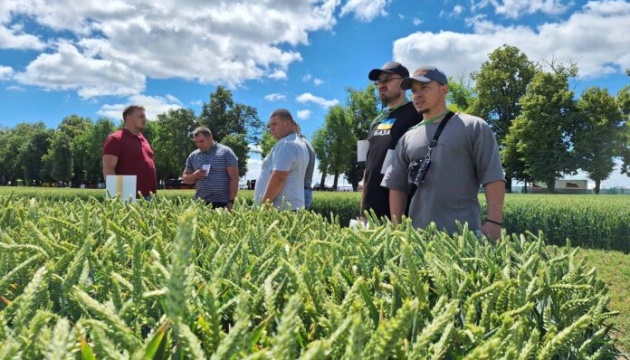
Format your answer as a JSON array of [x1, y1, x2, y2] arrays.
[[578, 248, 630, 354]]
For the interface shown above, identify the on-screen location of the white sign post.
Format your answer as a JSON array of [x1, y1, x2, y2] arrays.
[[357, 140, 369, 162], [106, 175, 137, 203]]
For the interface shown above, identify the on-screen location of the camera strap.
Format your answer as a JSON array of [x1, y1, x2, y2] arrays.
[[408, 111, 456, 199]]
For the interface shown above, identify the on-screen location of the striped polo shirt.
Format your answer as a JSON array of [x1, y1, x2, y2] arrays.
[[185, 143, 238, 203]]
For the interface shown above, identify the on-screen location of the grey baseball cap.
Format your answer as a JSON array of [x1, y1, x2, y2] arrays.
[[400, 66, 448, 89], [368, 61, 410, 81]]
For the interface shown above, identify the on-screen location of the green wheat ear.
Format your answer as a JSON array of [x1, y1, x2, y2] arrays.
[[165, 207, 196, 324]]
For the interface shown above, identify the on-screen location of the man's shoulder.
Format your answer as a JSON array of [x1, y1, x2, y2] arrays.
[[215, 143, 238, 158], [455, 112, 488, 125], [106, 129, 124, 140], [216, 142, 234, 152], [392, 102, 420, 125], [273, 135, 306, 154], [188, 149, 202, 157], [394, 101, 418, 116]]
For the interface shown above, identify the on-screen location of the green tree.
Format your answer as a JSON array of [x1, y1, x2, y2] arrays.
[[259, 130, 276, 158], [342, 84, 378, 190], [152, 108, 199, 180], [143, 120, 159, 144], [502, 129, 532, 192], [471, 45, 537, 192], [84, 118, 117, 181], [322, 105, 354, 189], [447, 75, 476, 113], [18, 123, 53, 184], [617, 85, 630, 175], [0, 123, 44, 185], [221, 133, 249, 178], [573, 87, 623, 194], [58, 115, 93, 183], [199, 86, 264, 177], [509, 65, 578, 192], [0, 128, 11, 184], [43, 132, 73, 183], [311, 127, 330, 188]]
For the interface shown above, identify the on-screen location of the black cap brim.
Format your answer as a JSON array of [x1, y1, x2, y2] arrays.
[[368, 69, 394, 81]]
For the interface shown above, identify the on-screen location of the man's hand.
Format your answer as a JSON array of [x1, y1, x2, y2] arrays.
[[481, 221, 502, 242], [192, 169, 207, 180]]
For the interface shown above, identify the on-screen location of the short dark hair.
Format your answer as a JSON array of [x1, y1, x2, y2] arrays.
[[192, 126, 212, 138], [122, 105, 145, 121], [270, 108, 296, 124]]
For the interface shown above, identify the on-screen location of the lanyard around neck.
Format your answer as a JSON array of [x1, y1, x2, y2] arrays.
[[409, 111, 449, 130], [370, 101, 409, 130]]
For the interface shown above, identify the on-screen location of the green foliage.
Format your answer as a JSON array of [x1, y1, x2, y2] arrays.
[[342, 84, 379, 189], [152, 108, 199, 180], [311, 127, 331, 186], [221, 133, 250, 178], [506, 65, 579, 191], [616, 86, 630, 176], [498, 194, 630, 252], [17, 123, 53, 183], [447, 75, 476, 113], [199, 85, 264, 177], [573, 87, 624, 193], [323, 105, 355, 188], [259, 130, 276, 159], [471, 45, 537, 144], [43, 132, 73, 182], [0, 195, 623, 358]]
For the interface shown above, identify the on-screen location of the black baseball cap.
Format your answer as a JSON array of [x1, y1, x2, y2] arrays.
[[368, 61, 410, 81], [400, 65, 448, 89]]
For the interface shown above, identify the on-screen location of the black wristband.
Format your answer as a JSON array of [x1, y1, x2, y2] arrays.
[[485, 218, 503, 226]]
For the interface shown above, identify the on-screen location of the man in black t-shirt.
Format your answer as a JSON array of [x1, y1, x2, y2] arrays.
[[360, 61, 420, 221]]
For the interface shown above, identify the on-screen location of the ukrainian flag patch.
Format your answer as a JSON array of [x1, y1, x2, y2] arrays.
[[376, 118, 395, 130]]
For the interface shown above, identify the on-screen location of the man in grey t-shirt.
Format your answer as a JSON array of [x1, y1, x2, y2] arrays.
[[381, 66, 505, 239], [182, 126, 239, 210], [255, 109, 309, 210]]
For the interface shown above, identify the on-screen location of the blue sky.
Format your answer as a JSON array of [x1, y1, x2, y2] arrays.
[[1, 0, 629, 188]]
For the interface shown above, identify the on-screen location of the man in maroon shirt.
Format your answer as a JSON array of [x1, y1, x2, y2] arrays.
[[102, 105, 157, 198]]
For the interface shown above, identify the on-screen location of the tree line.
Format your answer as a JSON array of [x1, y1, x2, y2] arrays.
[[0, 86, 262, 186], [1, 45, 629, 193], [310, 45, 630, 194]]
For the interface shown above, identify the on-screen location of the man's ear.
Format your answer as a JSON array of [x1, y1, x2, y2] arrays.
[[441, 84, 449, 96]]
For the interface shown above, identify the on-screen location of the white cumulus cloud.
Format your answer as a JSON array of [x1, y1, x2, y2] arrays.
[[488, 0, 570, 18], [0, 65, 13, 80], [297, 109, 312, 119], [97, 94, 182, 121], [395, 0, 630, 80], [14, 42, 145, 98], [340, 0, 390, 22], [296, 93, 339, 108], [0, 25, 46, 50], [3, 0, 341, 96], [264, 93, 287, 102]]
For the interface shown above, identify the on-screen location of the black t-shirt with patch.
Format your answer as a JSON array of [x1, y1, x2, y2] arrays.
[[362, 101, 420, 219]]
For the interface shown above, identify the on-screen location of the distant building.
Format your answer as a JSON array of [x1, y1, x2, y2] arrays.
[[530, 180, 590, 194]]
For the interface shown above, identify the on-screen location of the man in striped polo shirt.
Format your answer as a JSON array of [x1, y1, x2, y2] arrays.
[[182, 126, 239, 210]]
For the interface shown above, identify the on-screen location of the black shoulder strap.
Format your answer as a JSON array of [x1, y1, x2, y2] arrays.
[[407, 111, 456, 201], [429, 111, 455, 148]]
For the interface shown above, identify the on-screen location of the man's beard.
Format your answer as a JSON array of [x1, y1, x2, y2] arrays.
[[415, 106, 428, 115], [380, 90, 400, 104]]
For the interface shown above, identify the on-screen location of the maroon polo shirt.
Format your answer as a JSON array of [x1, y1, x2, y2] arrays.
[[102, 129, 157, 197]]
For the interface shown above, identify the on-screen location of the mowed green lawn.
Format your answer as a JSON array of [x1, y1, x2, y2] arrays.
[[0, 186, 629, 352], [575, 248, 630, 352]]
